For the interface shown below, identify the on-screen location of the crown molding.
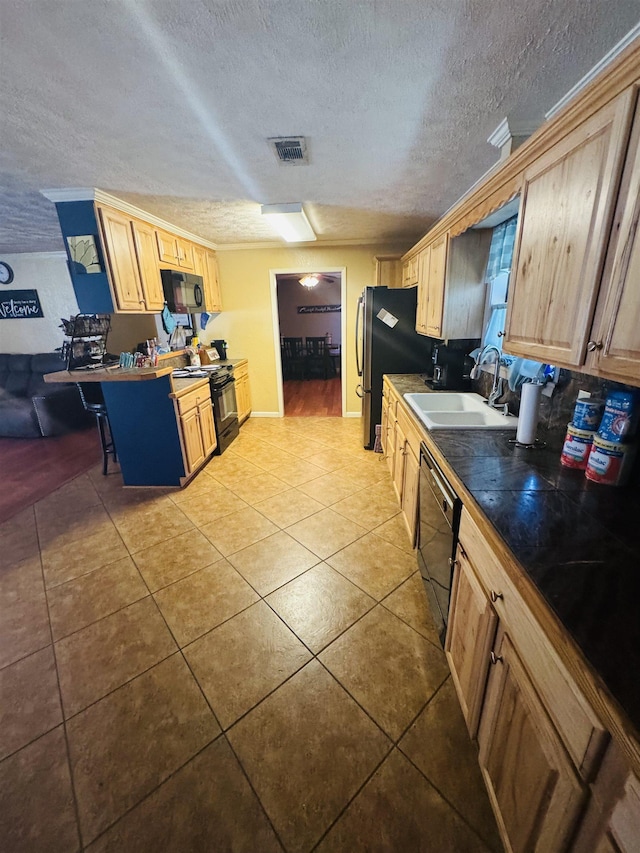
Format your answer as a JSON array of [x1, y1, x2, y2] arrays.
[[487, 118, 512, 149], [545, 22, 640, 119], [2, 250, 67, 259], [40, 187, 219, 251], [216, 237, 404, 251]]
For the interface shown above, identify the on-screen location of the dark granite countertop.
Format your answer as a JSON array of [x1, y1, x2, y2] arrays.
[[385, 374, 640, 739]]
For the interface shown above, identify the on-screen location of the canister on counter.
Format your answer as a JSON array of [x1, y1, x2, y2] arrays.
[[597, 390, 638, 442], [571, 396, 604, 431], [585, 435, 637, 485], [560, 423, 595, 469]]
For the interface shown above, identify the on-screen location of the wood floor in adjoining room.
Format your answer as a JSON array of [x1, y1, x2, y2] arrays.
[[284, 377, 342, 417], [0, 428, 102, 524]]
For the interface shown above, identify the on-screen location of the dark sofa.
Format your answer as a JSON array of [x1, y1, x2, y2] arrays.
[[0, 353, 92, 438]]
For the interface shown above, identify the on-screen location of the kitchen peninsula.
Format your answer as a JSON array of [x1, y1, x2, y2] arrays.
[[45, 355, 249, 487]]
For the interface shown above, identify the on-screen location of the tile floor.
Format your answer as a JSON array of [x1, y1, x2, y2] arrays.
[[0, 416, 501, 852]]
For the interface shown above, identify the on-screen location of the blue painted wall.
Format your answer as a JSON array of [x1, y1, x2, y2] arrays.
[[55, 201, 115, 313]]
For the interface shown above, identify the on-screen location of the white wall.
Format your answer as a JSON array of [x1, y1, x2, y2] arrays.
[[0, 252, 79, 353]]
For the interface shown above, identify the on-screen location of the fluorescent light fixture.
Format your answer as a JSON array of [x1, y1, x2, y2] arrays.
[[300, 274, 320, 288], [260, 202, 316, 242]]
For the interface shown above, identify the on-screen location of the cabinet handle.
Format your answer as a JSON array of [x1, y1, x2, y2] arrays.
[[448, 557, 458, 568], [497, 331, 506, 338], [586, 340, 603, 352], [490, 590, 503, 602], [490, 651, 503, 665]]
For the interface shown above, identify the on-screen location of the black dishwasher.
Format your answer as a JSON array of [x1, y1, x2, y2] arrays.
[[417, 442, 462, 646]]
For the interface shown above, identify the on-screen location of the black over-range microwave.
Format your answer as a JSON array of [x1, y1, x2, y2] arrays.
[[160, 269, 205, 313]]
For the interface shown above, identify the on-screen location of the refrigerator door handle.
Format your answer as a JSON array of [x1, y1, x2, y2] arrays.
[[355, 383, 364, 398], [355, 295, 363, 378]]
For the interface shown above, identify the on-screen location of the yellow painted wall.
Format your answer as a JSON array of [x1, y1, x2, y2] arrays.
[[205, 245, 408, 415]]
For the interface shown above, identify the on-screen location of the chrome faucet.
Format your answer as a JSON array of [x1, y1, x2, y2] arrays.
[[470, 345, 509, 414]]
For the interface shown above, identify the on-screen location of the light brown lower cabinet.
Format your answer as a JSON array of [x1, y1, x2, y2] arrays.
[[175, 385, 217, 476], [446, 508, 616, 853], [234, 361, 251, 424]]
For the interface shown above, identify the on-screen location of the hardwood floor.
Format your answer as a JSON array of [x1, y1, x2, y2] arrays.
[[284, 377, 342, 416], [0, 427, 102, 524]]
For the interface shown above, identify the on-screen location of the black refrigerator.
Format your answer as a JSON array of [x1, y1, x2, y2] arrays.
[[356, 287, 435, 449]]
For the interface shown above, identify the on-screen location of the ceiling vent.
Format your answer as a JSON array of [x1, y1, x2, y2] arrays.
[[268, 137, 308, 165]]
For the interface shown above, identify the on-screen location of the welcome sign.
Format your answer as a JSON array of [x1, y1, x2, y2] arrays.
[[0, 290, 44, 319]]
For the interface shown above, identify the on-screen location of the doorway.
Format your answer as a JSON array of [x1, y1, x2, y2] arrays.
[[271, 268, 346, 417]]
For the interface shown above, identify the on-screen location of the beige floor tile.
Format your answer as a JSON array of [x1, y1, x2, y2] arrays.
[[271, 458, 326, 487], [56, 597, 177, 717], [48, 556, 149, 640], [327, 533, 416, 600], [35, 502, 114, 551], [110, 499, 194, 554], [305, 447, 356, 472], [399, 679, 502, 851], [185, 600, 311, 728], [178, 486, 248, 527], [228, 531, 320, 596], [254, 487, 325, 528], [297, 470, 364, 506], [204, 454, 265, 488], [316, 748, 490, 853], [228, 660, 390, 853], [132, 528, 222, 592], [36, 472, 101, 514], [0, 555, 51, 669], [67, 654, 219, 846], [41, 525, 128, 589], [87, 738, 282, 853], [0, 646, 62, 760], [320, 606, 449, 740], [227, 472, 290, 505], [263, 433, 326, 458], [235, 443, 298, 472], [286, 508, 367, 559], [382, 571, 442, 646], [338, 460, 389, 489], [332, 485, 400, 531], [267, 564, 376, 653], [372, 512, 415, 554], [200, 505, 279, 556], [153, 560, 259, 646], [0, 506, 38, 571], [166, 469, 215, 504], [0, 726, 79, 853]]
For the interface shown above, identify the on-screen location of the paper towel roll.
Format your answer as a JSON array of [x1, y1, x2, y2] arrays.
[[517, 381, 543, 445]]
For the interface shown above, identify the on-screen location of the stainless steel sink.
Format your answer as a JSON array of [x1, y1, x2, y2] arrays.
[[404, 392, 518, 430]]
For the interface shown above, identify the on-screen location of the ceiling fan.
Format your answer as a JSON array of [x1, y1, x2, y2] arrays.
[[299, 273, 339, 288]]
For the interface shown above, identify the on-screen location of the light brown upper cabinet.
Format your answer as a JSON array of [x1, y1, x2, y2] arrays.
[[504, 89, 637, 369], [156, 230, 194, 271], [416, 230, 491, 339], [131, 219, 164, 311], [193, 244, 223, 312], [375, 255, 402, 288], [97, 205, 146, 312], [586, 97, 640, 384], [402, 254, 419, 287]]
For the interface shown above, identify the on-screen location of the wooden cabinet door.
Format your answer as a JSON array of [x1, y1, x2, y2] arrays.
[[400, 444, 419, 546], [588, 100, 640, 384], [192, 244, 206, 278], [204, 250, 223, 312], [131, 220, 164, 311], [198, 400, 217, 456], [504, 90, 636, 368], [477, 629, 586, 853], [181, 408, 205, 474], [156, 230, 180, 266], [392, 419, 406, 501], [445, 543, 497, 738], [381, 392, 389, 455], [425, 234, 448, 338], [416, 247, 430, 334], [176, 238, 194, 271], [235, 366, 251, 422], [97, 206, 145, 312]]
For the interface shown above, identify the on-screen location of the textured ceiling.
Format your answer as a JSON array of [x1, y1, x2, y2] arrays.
[[1, 0, 639, 253]]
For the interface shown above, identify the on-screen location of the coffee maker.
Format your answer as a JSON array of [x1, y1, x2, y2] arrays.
[[426, 343, 474, 390]]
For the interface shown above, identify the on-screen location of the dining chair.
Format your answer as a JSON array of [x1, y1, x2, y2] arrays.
[[281, 337, 306, 380], [305, 337, 335, 379]]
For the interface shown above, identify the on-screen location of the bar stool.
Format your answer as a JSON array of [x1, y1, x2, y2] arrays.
[[78, 384, 118, 475]]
